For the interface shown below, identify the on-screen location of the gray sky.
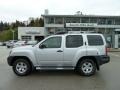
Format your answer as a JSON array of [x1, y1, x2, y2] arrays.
[[0, 0, 120, 22]]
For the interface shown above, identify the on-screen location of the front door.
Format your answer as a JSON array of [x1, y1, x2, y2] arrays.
[[37, 36, 63, 67]]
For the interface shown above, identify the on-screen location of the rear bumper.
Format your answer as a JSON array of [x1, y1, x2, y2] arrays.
[[95, 55, 110, 65]]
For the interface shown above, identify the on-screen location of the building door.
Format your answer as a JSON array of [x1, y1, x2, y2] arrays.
[[114, 29, 120, 48], [114, 34, 120, 48], [115, 35, 118, 48], [118, 35, 120, 48]]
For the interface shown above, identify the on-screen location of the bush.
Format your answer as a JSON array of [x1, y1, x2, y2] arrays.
[[0, 29, 18, 41]]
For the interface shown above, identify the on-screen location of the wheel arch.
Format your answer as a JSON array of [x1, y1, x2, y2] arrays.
[[10, 56, 34, 70], [76, 56, 100, 70]]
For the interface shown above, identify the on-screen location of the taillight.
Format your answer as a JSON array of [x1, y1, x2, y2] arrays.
[[105, 47, 110, 55], [105, 47, 107, 55]]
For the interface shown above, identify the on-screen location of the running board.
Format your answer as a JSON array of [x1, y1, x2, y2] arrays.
[[36, 66, 74, 70]]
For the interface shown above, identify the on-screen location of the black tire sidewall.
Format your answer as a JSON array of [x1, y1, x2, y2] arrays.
[[76, 59, 96, 76], [13, 59, 31, 76], [7, 46, 10, 48]]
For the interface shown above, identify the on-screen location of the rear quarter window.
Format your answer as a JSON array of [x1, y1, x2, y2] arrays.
[[87, 35, 104, 46]]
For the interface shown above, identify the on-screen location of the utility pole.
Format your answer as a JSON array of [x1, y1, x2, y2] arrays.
[[10, 30, 15, 40], [12, 30, 15, 40]]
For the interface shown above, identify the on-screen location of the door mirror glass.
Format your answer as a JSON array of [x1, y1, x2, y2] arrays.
[[39, 44, 46, 49]]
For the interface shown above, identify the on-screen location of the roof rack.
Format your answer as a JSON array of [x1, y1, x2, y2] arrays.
[[68, 31, 97, 34], [55, 31, 68, 35]]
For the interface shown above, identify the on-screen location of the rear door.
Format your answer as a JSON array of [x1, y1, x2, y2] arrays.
[[63, 35, 84, 67]]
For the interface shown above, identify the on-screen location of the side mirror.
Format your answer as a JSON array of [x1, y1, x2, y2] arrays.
[[39, 44, 46, 49]]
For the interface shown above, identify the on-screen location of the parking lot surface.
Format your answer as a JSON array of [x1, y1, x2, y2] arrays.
[[0, 46, 120, 90]]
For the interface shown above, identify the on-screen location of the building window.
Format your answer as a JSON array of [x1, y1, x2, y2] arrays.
[[65, 18, 72, 23], [107, 19, 113, 25], [72, 28, 81, 31], [55, 28, 65, 33], [97, 28, 105, 34], [115, 18, 120, 25], [21, 36, 31, 41], [90, 18, 97, 23], [105, 28, 113, 34], [80, 28, 89, 31], [71, 18, 80, 23], [98, 18, 106, 25], [48, 28, 55, 34], [48, 17, 54, 24], [55, 17, 63, 24], [66, 28, 72, 31], [81, 18, 89, 23]]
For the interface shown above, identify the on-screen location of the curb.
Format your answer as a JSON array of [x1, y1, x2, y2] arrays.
[[109, 48, 120, 52], [109, 51, 120, 52]]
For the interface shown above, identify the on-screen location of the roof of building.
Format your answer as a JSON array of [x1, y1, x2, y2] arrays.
[[41, 14, 120, 18]]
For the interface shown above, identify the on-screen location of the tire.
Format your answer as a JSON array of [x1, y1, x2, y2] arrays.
[[12, 59, 32, 76], [76, 59, 96, 76], [7, 46, 10, 48]]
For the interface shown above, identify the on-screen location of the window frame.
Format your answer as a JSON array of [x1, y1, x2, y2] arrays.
[[65, 35, 83, 48], [87, 35, 104, 46], [40, 36, 62, 49]]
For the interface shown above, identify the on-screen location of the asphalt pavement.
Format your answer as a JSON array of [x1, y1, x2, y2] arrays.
[[0, 46, 120, 90]]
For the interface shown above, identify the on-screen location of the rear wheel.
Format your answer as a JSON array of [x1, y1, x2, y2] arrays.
[[13, 59, 32, 76], [76, 59, 96, 76]]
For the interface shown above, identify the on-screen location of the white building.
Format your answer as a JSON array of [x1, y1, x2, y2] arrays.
[[18, 27, 46, 41], [42, 14, 120, 48]]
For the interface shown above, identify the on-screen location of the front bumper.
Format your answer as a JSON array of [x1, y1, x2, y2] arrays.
[[7, 56, 14, 66], [95, 55, 110, 65]]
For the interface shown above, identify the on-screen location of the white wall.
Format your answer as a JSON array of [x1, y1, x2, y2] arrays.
[[18, 27, 46, 40]]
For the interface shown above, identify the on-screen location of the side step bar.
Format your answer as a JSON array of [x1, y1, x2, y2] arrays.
[[36, 66, 74, 70]]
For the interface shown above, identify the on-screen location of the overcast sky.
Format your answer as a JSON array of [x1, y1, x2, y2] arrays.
[[0, 0, 120, 22]]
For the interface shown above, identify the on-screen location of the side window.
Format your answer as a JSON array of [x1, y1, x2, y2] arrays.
[[66, 35, 83, 48], [41, 37, 62, 48], [87, 35, 104, 46]]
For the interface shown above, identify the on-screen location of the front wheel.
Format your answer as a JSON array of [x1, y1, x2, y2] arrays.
[[76, 59, 96, 76], [13, 59, 32, 76], [7, 46, 10, 48]]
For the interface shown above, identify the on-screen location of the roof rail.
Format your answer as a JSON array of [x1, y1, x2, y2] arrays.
[[55, 31, 68, 35], [68, 31, 97, 34], [55, 31, 97, 35]]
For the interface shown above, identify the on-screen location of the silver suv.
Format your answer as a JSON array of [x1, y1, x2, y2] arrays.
[[7, 33, 110, 76]]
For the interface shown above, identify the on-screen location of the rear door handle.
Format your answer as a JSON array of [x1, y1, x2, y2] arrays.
[[57, 50, 63, 52]]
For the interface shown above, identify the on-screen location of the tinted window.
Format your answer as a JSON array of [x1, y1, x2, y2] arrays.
[[66, 35, 83, 48], [41, 37, 62, 48], [87, 35, 104, 46]]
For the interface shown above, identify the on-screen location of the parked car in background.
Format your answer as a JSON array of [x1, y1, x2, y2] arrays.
[[13, 41, 27, 48], [6, 40, 18, 48], [0, 42, 3, 46], [2, 41, 9, 46], [26, 41, 38, 45]]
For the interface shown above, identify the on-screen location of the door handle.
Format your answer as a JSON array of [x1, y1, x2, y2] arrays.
[[57, 50, 63, 52]]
